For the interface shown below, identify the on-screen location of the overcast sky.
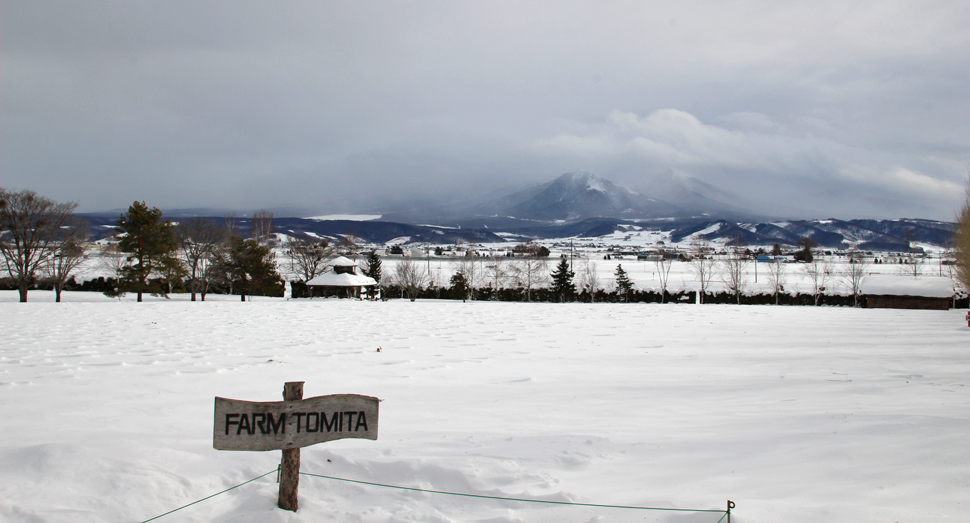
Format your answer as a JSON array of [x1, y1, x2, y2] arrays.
[[3, 1, 968, 220]]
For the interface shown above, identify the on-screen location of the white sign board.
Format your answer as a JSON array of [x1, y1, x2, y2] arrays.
[[214, 394, 379, 451]]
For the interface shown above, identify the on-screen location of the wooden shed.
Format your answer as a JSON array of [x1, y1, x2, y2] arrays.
[[860, 275, 954, 310]]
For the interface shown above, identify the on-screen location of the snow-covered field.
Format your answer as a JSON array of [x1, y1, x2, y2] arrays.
[[304, 215, 383, 222], [1, 292, 968, 522]]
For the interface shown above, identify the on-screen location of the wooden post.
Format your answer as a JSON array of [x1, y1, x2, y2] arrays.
[[278, 381, 304, 511]]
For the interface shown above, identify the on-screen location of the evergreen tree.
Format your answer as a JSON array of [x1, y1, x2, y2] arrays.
[[115, 201, 184, 302], [213, 235, 283, 301], [364, 250, 382, 299], [450, 270, 470, 302], [614, 264, 634, 302], [364, 250, 382, 282], [550, 257, 576, 302]]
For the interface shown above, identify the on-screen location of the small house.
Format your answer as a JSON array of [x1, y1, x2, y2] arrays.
[[860, 275, 954, 310], [306, 256, 377, 299]]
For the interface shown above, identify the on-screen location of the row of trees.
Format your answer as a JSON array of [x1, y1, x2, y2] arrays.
[[110, 202, 283, 302], [377, 243, 889, 307], [0, 191, 286, 302], [685, 238, 872, 307], [387, 255, 601, 303], [4, 177, 970, 303]]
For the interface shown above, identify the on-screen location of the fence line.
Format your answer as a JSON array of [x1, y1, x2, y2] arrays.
[[299, 470, 727, 515], [139, 468, 278, 522], [139, 466, 732, 522]]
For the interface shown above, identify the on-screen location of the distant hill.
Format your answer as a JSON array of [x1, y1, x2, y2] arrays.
[[498, 216, 954, 251], [78, 170, 956, 251], [383, 169, 762, 225], [476, 170, 681, 221], [78, 214, 506, 245], [79, 213, 954, 251]]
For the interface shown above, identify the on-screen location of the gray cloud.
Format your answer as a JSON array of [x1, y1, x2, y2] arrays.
[[533, 108, 964, 217], [2, 1, 968, 220]]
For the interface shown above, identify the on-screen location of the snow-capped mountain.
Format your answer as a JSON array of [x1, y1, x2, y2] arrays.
[[480, 170, 681, 221]]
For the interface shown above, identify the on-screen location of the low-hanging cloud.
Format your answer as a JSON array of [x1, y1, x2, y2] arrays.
[[533, 108, 964, 218], [2, 2, 968, 221]]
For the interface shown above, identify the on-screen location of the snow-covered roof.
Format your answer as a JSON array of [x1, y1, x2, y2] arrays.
[[328, 256, 357, 267], [860, 275, 954, 298], [306, 271, 377, 287]]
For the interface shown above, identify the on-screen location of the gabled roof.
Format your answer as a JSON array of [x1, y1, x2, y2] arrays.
[[306, 271, 377, 287], [328, 256, 357, 267], [860, 275, 954, 298]]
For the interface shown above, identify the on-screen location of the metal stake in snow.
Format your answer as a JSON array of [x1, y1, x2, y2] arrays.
[[213, 382, 380, 512]]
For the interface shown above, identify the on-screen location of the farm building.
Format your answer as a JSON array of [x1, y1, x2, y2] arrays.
[[860, 275, 955, 310]]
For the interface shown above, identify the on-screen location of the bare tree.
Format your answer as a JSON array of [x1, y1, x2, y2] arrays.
[[483, 256, 508, 299], [803, 252, 831, 306], [721, 237, 749, 304], [688, 238, 716, 304], [175, 218, 226, 301], [654, 251, 673, 303], [842, 249, 871, 307], [224, 213, 238, 236], [900, 228, 926, 278], [250, 209, 275, 246], [765, 257, 787, 305], [286, 235, 332, 283], [43, 217, 89, 302], [94, 244, 128, 299], [0, 188, 79, 302], [955, 167, 970, 291], [394, 257, 427, 302], [577, 258, 601, 302], [511, 256, 549, 302], [938, 238, 955, 279], [97, 244, 127, 273], [456, 256, 480, 300], [901, 252, 926, 278]]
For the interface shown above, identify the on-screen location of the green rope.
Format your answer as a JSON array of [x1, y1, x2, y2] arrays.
[[299, 471, 726, 515], [139, 467, 730, 521], [139, 468, 278, 523]]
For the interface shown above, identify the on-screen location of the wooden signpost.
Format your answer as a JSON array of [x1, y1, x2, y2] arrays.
[[213, 381, 379, 511]]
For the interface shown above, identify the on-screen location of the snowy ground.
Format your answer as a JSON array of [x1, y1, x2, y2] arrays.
[[1, 292, 968, 522]]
